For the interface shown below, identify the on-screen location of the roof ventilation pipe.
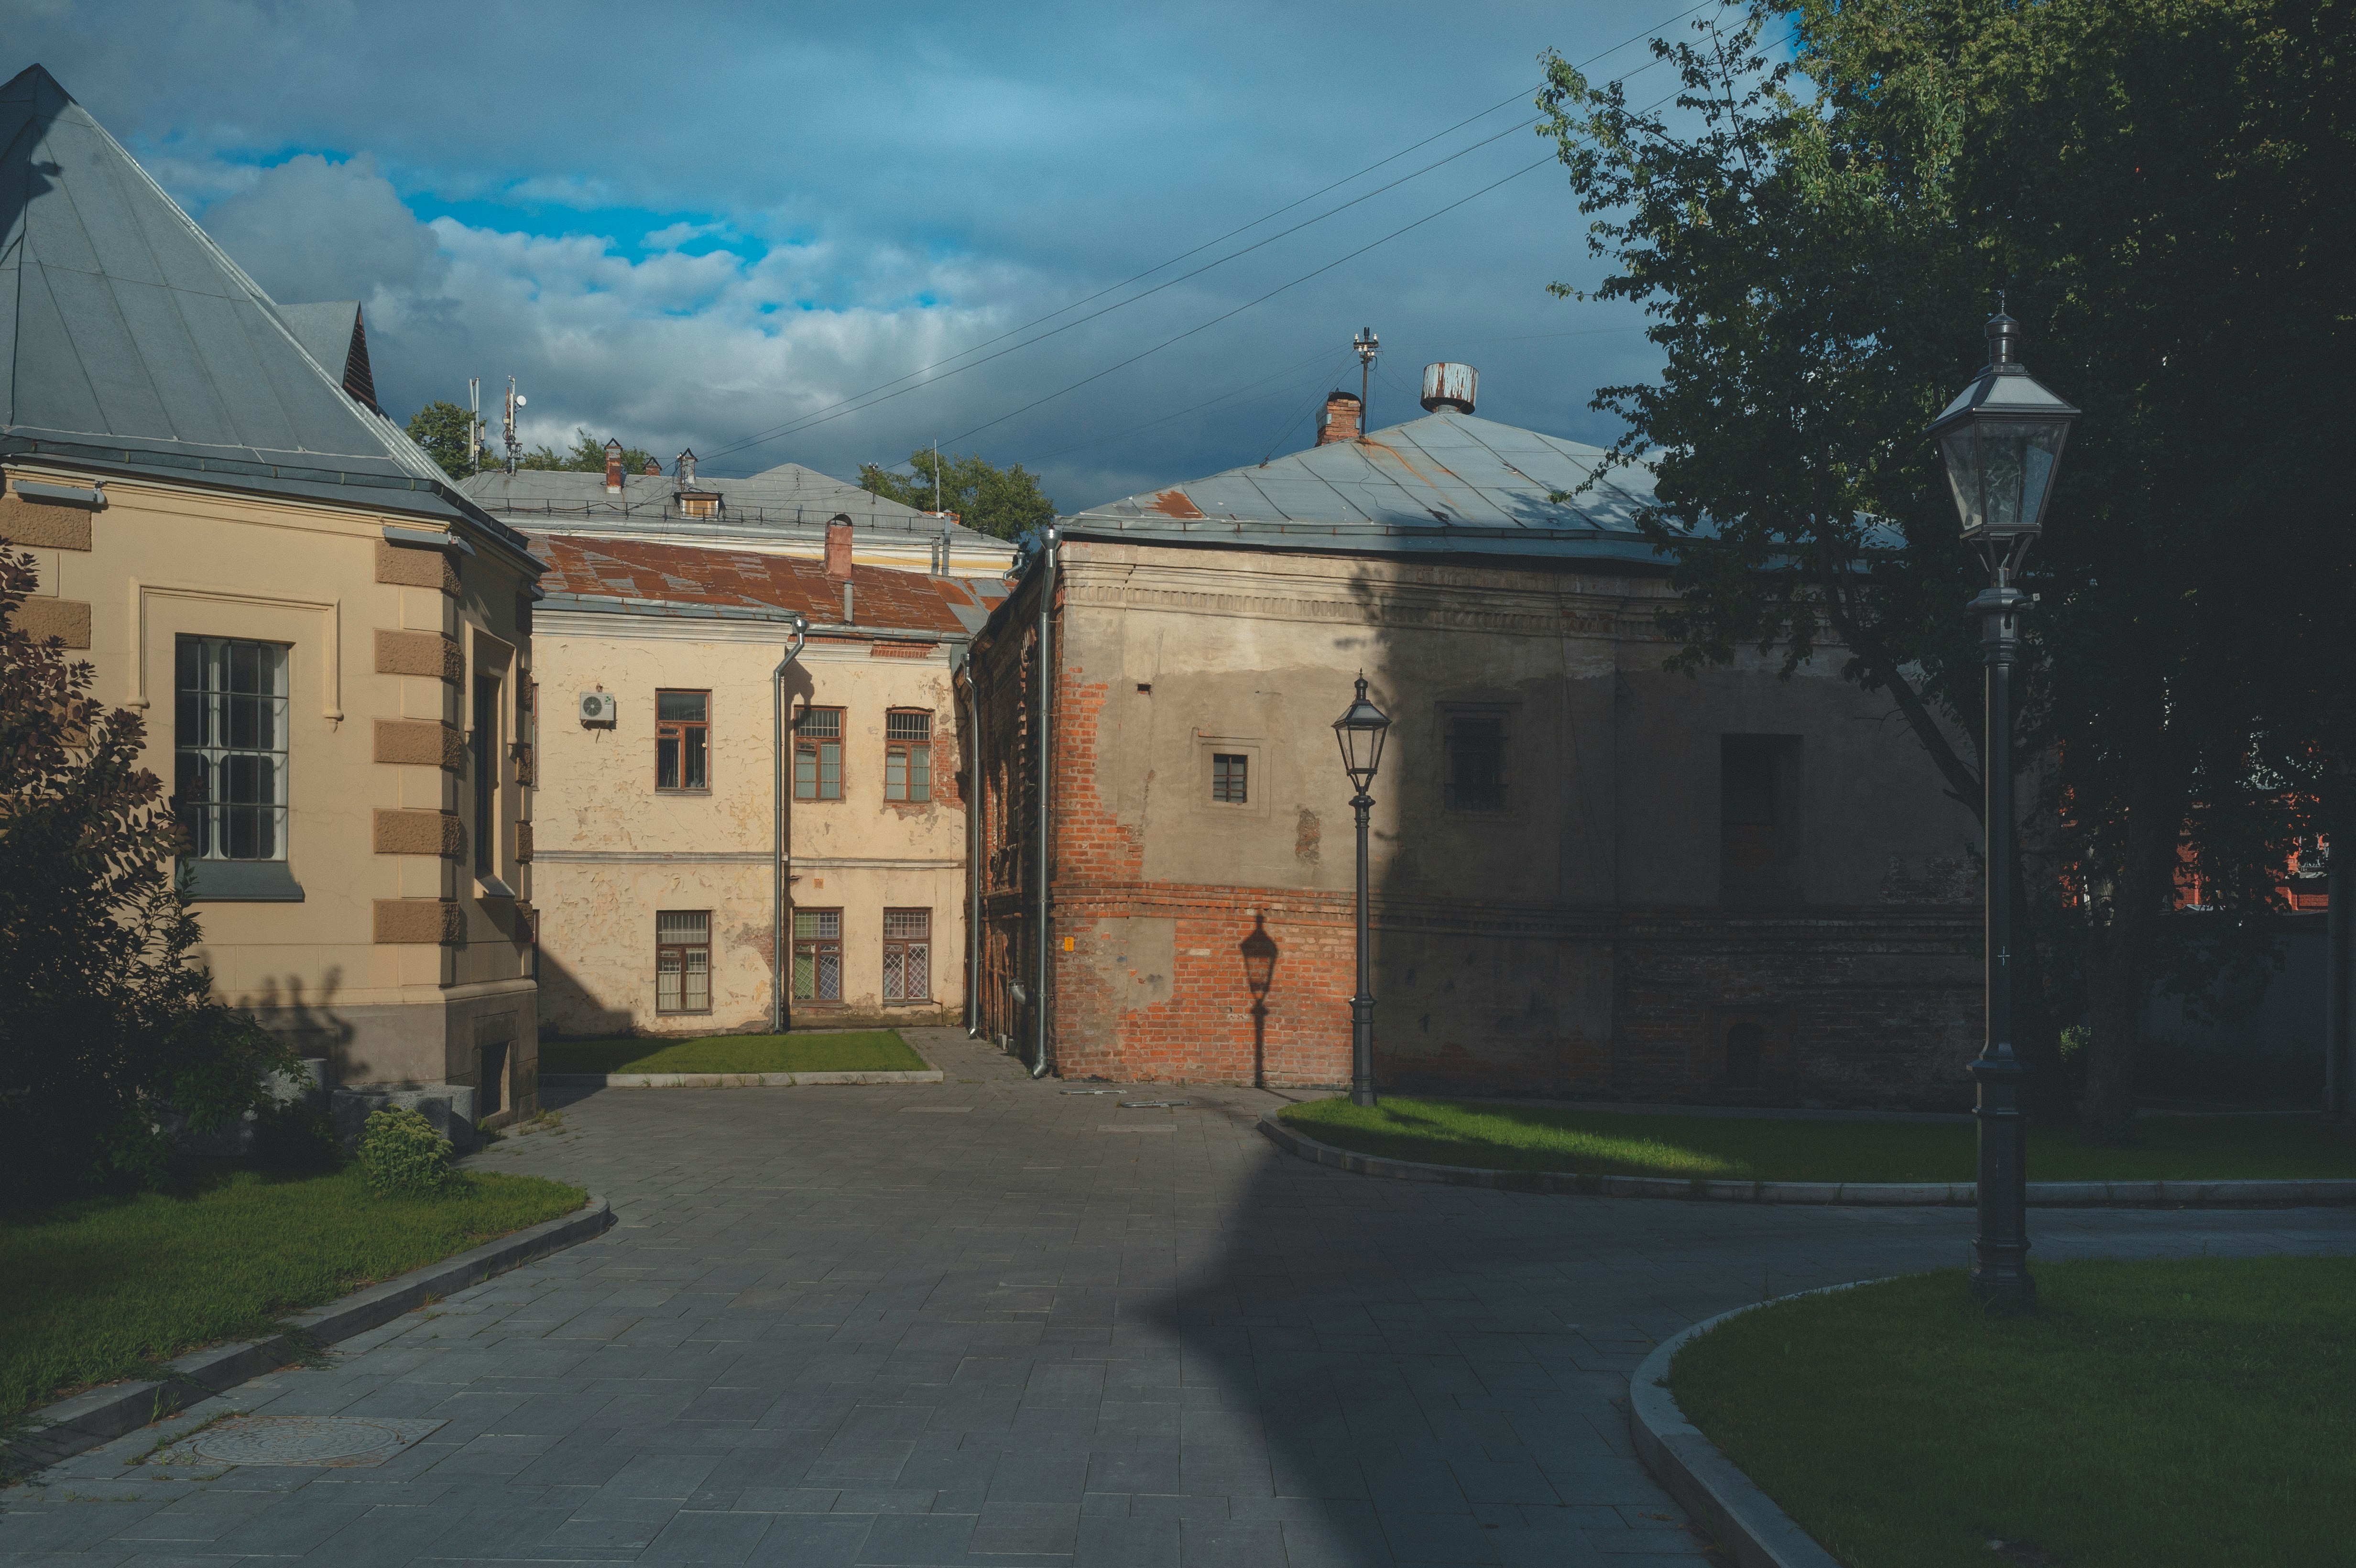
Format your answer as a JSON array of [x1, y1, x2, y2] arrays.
[[1420, 363, 1477, 415]]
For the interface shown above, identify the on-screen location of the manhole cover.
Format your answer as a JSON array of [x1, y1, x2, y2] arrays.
[[164, 1416, 446, 1469]]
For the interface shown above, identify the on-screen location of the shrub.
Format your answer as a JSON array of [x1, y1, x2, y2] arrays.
[[250, 1101, 343, 1174], [356, 1108, 451, 1197], [0, 548, 297, 1199]]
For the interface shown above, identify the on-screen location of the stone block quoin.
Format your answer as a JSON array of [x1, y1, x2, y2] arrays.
[[16, 596, 92, 647], [374, 628, 463, 683], [374, 538, 458, 594], [0, 486, 94, 550], [374, 718, 466, 770], [373, 898, 463, 945], [372, 808, 462, 858]]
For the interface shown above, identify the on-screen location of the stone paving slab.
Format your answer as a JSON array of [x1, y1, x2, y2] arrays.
[[6, 1026, 2351, 1567]]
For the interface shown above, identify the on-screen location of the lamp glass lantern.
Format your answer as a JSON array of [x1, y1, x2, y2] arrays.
[[1332, 675, 1391, 793], [1928, 309, 2080, 550]]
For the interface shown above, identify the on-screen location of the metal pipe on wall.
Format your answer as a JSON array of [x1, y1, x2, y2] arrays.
[[1032, 527, 1058, 1078], [956, 648, 985, 1038], [771, 614, 808, 1033]]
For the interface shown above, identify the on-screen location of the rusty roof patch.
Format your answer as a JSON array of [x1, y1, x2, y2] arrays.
[[1146, 489, 1206, 519]]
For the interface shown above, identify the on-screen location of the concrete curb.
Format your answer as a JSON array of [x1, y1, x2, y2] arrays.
[[1258, 1110, 2356, 1208], [543, 1069, 944, 1088], [1628, 1287, 1863, 1568], [7, 1195, 613, 1472]]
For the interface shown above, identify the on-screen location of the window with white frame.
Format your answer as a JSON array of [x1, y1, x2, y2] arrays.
[[884, 909, 931, 1001], [175, 636, 290, 861], [655, 910, 711, 1013]]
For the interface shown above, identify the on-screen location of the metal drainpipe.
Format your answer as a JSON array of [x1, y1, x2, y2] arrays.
[[1032, 527, 1058, 1078], [771, 613, 809, 1033], [957, 649, 984, 1038]]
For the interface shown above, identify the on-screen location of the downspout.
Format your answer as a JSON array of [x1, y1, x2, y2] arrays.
[[955, 647, 984, 1038], [1032, 526, 1058, 1078], [772, 612, 809, 1033]]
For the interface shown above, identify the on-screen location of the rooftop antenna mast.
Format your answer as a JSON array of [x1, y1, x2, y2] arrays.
[[467, 378, 482, 475], [1353, 327, 1380, 443], [502, 376, 526, 475], [933, 439, 943, 514]]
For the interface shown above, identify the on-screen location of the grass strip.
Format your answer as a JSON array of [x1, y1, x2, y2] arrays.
[[1279, 1096, 2356, 1182], [1670, 1258, 2356, 1568], [540, 1030, 927, 1076], [1, 1166, 584, 1420]]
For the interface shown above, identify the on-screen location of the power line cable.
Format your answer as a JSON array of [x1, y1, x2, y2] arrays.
[[937, 152, 1562, 449], [702, 0, 1720, 468], [1025, 345, 1356, 466]]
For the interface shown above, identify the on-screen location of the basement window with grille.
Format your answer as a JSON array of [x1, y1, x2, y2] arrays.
[[655, 910, 711, 1014], [883, 908, 932, 1002], [794, 909, 842, 1001]]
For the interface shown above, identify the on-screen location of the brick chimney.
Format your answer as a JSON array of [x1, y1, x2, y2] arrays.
[[1316, 391, 1363, 446], [642, 458, 660, 475], [824, 513, 854, 583], [603, 438, 624, 493]]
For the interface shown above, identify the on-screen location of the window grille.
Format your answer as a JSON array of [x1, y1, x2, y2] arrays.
[[1211, 752, 1249, 804], [883, 908, 931, 1001], [1443, 715, 1505, 811], [655, 910, 711, 1013], [175, 636, 290, 861], [795, 707, 844, 800], [794, 908, 842, 1001], [885, 710, 932, 802], [657, 690, 709, 790]]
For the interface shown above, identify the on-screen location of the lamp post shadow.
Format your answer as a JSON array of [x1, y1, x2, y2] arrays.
[[1241, 913, 1278, 1090]]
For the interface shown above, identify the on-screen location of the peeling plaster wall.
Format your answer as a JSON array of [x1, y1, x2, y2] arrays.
[[534, 614, 966, 1036], [978, 540, 1985, 1105]]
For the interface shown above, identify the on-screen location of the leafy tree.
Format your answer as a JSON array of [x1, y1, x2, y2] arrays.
[[520, 428, 658, 476], [858, 449, 1056, 542], [406, 399, 485, 480], [1539, 0, 2353, 1136], [0, 549, 297, 1199]]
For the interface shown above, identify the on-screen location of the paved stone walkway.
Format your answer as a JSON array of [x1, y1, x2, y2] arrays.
[[9, 1027, 2353, 1567]]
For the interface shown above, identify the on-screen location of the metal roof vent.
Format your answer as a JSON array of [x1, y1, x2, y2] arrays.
[[1420, 362, 1477, 414]]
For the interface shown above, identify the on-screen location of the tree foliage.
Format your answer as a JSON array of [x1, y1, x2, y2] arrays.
[[858, 449, 1056, 542], [520, 428, 658, 477], [1540, 0, 2354, 1134], [0, 550, 297, 1200], [405, 400, 485, 481]]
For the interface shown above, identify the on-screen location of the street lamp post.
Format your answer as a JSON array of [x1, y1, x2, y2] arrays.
[[1332, 674, 1392, 1108], [1928, 301, 2078, 1307]]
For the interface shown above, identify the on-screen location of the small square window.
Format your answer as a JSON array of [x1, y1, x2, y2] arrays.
[[1211, 752, 1249, 804], [1443, 715, 1505, 812]]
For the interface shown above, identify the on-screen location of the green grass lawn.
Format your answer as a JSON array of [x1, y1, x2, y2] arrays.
[[1671, 1259, 2356, 1568], [1, 1166, 584, 1420], [1279, 1096, 2356, 1182], [539, 1029, 927, 1076]]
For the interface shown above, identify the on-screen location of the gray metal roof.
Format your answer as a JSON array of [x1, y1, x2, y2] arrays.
[[0, 65, 523, 554], [273, 301, 375, 411], [1063, 409, 1688, 565], [463, 460, 1008, 550]]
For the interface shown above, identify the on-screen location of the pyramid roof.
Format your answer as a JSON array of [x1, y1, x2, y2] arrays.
[[0, 65, 521, 551]]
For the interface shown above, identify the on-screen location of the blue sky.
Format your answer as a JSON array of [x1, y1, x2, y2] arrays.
[[11, 0, 1734, 508]]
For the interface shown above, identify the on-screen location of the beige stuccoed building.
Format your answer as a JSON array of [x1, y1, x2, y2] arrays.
[[526, 522, 1006, 1037], [0, 65, 542, 1120]]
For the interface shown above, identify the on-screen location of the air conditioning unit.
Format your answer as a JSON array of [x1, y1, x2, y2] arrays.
[[578, 691, 618, 726]]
